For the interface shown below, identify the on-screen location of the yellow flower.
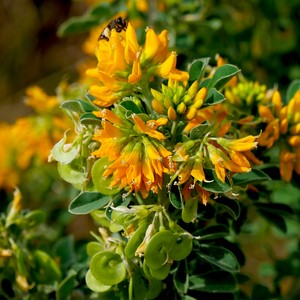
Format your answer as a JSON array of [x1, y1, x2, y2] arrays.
[[25, 86, 58, 113], [217, 135, 258, 152], [86, 21, 188, 107], [92, 109, 172, 197], [207, 143, 251, 183], [0, 86, 73, 190]]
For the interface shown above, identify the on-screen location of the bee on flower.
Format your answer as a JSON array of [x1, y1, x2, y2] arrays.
[[86, 20, 189, 108]]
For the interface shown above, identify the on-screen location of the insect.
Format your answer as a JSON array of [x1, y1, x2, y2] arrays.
[[98, 17, 128, 41]]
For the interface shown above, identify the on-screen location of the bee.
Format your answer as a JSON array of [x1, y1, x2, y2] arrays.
[[98, 17, 128, 41]]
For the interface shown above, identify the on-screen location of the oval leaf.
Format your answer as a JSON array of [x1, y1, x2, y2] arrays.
[[197, 245, 240, 273], [286, 79, 300, 103], [189, 271, 237, 292], [189, 57, 210, 82], [215, 197, 241, 220], [232, 169, 270, 186], [207, 64, 240, 90], [194, 224, 230, 240], [61, 99, 97, 113], [80, 112, 101, 125], [203, 88, 225, 106], [68, 192, 110, 215]]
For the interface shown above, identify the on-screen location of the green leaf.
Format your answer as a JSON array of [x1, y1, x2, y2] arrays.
[[251, 284, 273, 300], [203, 88, 225, 106], [54, 236, 76, 270], [189, 57, 210, 82], [169, 191, 183, 209], [56, 271, 77, 300], [80, 112, 102, 125], [201, 169, 232, 194], [254, 202, 293, 233], [197, 245, 240, 273], [68, 192, 110, 215], [254, 202, 294, 216], [232, 169, 270, 186], [199, 78, 211, 88], [61, 99, 97, 113], [207, 64, 240, 90], [57, 16, 100, 36], [120, 99, 143, 114], [32, 250, 62, 284], [51, 132, 80, 164], [24, 210, 47, 227], [190, 123, 210, 140], [189, 271, 237, 292], [174, 260, 189, 294], [194, 224, 230, 240], [262, 210, 288, 232], [286, 79, 300, 103], [215, 197, 241, 220]]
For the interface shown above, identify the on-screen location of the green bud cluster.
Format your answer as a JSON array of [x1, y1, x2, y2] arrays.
[[225, 81, 267, 107], [151, 80, 208, 121]]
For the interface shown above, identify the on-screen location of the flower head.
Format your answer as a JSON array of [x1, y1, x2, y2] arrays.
[[92, 108, 172, 197], [86, 21, 189, 107], [258, 89, 300, 181]]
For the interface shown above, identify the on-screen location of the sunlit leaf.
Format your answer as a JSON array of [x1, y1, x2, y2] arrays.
[[207, 64, 240, 90], [189, 58, 210, 82], [68, 192, 110, 215], [232, 169, 270, 186], [61, 99, 97, 113]]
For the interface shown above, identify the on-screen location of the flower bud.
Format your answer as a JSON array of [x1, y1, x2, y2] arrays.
[[194, 87, 207, 103], [186, 81, 199, 99], [183, 94, 192, 105], [177, 102, 187, 114], [168, 106, 177, 121], [191, 99, 203, 109], [186, 107, 198, 120], [151, 89, 164, 102], [173, 93, 181, 105], [288, 135, 300, 147], [152, 99, 165, 114]]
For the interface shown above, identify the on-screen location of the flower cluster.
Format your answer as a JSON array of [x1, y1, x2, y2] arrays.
[[86, 21, 189, 107], [258, 90, 300, 181], [0, 86, 72, 190], [91, 108, 173, 198], [151, 79, 207, 121]]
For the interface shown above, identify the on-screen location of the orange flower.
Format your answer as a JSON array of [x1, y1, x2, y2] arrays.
[[257, 89, 300, 181], [92, 109, 172, 197], [86, 21, 188, 107]]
